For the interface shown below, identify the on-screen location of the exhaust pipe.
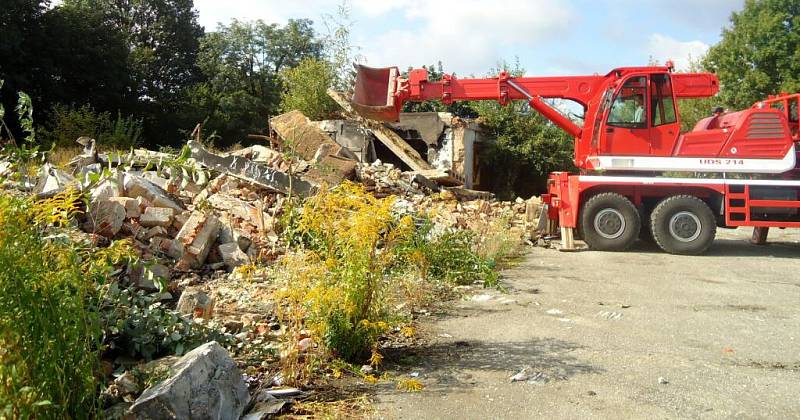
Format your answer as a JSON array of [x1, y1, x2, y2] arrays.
[[351, 65, 401, 122]]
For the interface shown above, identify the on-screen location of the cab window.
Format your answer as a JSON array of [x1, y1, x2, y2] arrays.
[[608, 76, 646, 128], [651, 74, 677, 126]]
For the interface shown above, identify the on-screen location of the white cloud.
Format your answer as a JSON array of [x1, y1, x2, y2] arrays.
[[360, 0, 575, 75], [647, 34, 709, 71]]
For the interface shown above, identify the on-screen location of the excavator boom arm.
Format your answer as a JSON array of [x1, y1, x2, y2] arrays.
[[351, 64, 720, 143]]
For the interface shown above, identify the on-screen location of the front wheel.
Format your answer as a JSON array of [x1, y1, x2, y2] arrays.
[[650, 195, 716, 255], [580, 193, 641, 251]]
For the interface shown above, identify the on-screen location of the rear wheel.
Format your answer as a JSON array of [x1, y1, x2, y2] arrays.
[[650, 195, 716, 255], [580, 193, 640, 251]]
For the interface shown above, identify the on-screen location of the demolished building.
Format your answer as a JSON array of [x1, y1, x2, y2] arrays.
[[312, 112, 486, 189]]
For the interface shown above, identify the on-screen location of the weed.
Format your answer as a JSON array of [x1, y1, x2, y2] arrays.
[[0, 194, 101, 418], [397, 220, 500, 288], [396, 378, 425, 392], [99, 284, 234, 360], [275, 183, 411, 368]]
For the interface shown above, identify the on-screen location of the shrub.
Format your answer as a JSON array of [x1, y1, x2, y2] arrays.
[[39, 104, 143, 150], [395, 220, 499, 288], [0, 193, 102, 418], [99, 285, 234, 361], [275, 183, 410, 364], [280, 58, 339, 120], [276, 183, 506, 370]]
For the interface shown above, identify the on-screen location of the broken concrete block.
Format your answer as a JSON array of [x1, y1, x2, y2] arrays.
[[525, 196, 543, 224], [188, 141, 315, 197], [173, 211, 191, 230], [168, 212, 220, 268], [218, 242, 248, 270], [123, 173, 184, 212], [242, 391, 286, 420], [143, 226, 168, 240], [139, 207, 176, 228], [305, 154, 358, 186], [109, 197, 141, 218], [176, 288, 215, 319], [34, 163, 78, 197], [129, 341, 248, 420], [207, 194, 273, 231], [150, 237, 172, 254], [84, 200, 126, 237], [89, 174, 122, 202], [182, 181, 202, 198], [142, 171, 171, 191]]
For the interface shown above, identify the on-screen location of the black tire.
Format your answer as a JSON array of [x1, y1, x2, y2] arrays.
[[650, 195, 716, 255], [580, 193, 641, 251]]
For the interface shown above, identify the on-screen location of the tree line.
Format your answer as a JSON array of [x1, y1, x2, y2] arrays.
[[0, 0, 348, 150]]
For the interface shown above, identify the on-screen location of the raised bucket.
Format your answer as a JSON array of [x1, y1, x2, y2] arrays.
[[351, 65, 400, 122]]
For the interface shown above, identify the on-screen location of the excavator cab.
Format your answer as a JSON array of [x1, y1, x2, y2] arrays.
[[595, 72, 681, 157]]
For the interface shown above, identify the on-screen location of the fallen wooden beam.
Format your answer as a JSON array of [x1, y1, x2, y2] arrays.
[[328, 90, 432, 172]]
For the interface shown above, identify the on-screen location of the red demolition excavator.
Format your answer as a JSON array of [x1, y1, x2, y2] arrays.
[[351, 62, 800, 255]]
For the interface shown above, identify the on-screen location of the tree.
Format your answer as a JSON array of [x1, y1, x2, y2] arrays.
[[475, 99, 574, 198], [705, 0, 800, 109], [188, 19, 322, 146], [471, 62, 573, 198], [34, 3, 131, 113], [1, 1, 131, 140], [280, 58, 338, 120], [74, 0, 204, 104]]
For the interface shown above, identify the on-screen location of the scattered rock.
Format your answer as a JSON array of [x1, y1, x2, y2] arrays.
[[510, 367, 532, 382], [242, 391, 287, 420], [176, 288, 215, 319], [85, 199, 126, 237], [129, 341, 249, 420], [139, 207, 176, 228], [218, 242, 248, 270], [658, 376, 669, 384], [169, 212, 221, 268]]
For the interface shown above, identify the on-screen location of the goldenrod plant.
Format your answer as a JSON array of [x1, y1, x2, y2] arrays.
[[276, 182, 412, 366]]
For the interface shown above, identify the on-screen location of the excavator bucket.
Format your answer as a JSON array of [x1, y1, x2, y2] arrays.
[[351, 65, 401, 122]]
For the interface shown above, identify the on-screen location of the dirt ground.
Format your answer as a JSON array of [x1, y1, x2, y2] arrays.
[[372, 228, 800, 419]]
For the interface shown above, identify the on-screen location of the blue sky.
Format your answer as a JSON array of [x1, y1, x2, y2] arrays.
[[193, 0, 745, 76]]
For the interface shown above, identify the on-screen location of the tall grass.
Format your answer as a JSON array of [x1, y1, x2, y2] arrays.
[[0, 193, 101, 418]]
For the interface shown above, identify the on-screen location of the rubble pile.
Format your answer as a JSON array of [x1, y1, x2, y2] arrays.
[[356, 160, 437, 198], [0, 106, 548, 418]]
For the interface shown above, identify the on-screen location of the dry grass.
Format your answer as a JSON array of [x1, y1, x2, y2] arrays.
[[47, 147, 81, 168], [289, 394, 373, 419]]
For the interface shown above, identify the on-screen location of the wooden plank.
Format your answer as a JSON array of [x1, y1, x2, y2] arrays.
[[328, 90, 432, 172]]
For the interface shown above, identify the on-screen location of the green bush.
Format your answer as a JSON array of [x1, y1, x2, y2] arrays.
[[396, 220, 499, 288], [280, 58, 339, 120], [39, 104, 143, 149], [0, 194, 102, 418], [99, 285, 233, 361]]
